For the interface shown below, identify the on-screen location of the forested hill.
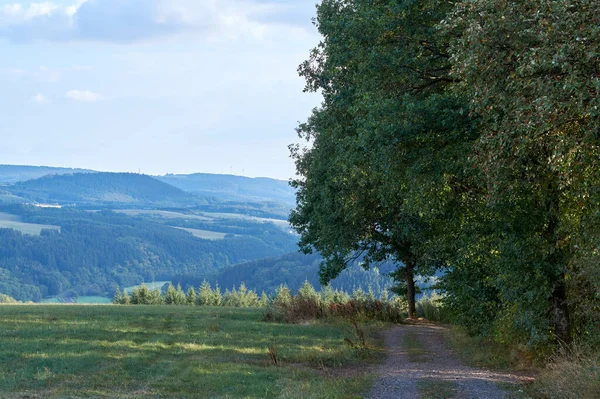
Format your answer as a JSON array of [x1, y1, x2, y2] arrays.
[[191, 252, 396, 296], [157, 173, 295, 206], [0, 205, 299, 302], [0, 165, 93, 184], [9, 172, 199, 207]]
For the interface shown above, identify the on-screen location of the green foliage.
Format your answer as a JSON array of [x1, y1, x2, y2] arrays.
[[130, 285, 163, 305], [416, 295, 450, 323], [291, 0, 476, 320], [0, 294, 18, 303], [438, 0, 600, 347], [203, 252, 396, 298], [273, 285, 292, 308], [293, 0, 600, 351], [112, 288, 122, 305], [164, 284, 186, 305], [185, 286, 196, 305], [197, 280, 214, 306], [297, 280, 319, 302]]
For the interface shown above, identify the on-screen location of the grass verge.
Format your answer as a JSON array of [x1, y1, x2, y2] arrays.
[[441, 327, 600, 398], [526, 345, 600, 399], [0, 305, 379, 398], [442, 327, 531, 370]]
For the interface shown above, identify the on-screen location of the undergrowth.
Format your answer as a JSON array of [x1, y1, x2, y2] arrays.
[[443, 326, 533, 370], [527, 343, 600, 399]]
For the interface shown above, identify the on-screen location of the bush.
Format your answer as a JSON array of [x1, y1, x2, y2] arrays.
[[0, 294, 18, 303], [265, 285, 406, 324], [416, 294, 450, 323]]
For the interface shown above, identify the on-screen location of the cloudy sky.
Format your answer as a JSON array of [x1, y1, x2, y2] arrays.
[[0, 0, 321, 180]]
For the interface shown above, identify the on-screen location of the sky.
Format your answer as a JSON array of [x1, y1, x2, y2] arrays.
[[0, 0, 321, 180]]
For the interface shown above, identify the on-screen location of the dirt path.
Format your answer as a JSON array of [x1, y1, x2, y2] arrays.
[[366, 323, 533, 399]]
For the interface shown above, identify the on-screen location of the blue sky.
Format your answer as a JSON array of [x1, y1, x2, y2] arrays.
[[0, 0, 320, 179]]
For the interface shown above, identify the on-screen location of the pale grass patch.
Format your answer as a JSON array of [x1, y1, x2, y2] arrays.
[[528, 347, 600, 399]]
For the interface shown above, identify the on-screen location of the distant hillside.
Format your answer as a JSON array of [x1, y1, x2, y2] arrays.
[[0, 165, 93, 184], [0, 205, 298, 301], [171, 252, 397, 296], [157, 173, 296, 206], [8, 172, 200, 207]]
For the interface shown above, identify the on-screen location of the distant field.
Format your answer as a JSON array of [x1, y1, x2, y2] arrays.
[[40, 296, 112, 304], [40, 282, 170, 304], [116, 209, 290, 229], [202, 212, 290, 228], [116, 209, 212, 221], [40, 297, 62, 304], [0, 212, 60, 236], [174, 226, 227, 240], [123, 281, 170, 294], [0, 306, 375, 398], [76, 296, 112, 304]]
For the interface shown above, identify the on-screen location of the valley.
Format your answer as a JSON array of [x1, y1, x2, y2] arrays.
[[0, 165, 393, 304]]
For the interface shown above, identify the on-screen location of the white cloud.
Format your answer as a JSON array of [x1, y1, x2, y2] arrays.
[[0, 0, 312, 42], [32, 92, 49, 104], [65, 90, 104, 102]]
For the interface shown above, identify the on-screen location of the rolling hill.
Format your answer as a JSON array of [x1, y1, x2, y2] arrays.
[[8, 172, 200, 207], [157, 173, 296, 206], [0, 164, 93, 184]]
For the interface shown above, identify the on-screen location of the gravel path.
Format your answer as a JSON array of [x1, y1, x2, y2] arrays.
[[366, 323, 533, 399]]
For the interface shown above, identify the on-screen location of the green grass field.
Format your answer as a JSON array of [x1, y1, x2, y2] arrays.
[[115, 209, 213, 221], [174, 227, 228, 240], [0, 212, 60, 236], [41, 296, 113, 304], [202, 212, 290, 229], [0, 306, 375, 398]]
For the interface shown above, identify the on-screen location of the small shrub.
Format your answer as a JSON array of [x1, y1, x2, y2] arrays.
[[416, 294, 450, 323], [266, 293, 405, 324], [0, 294, 18, 304]]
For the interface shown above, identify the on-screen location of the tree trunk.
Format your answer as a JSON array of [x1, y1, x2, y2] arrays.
[[406, 259, 417, 319], [544, 182, 571, 345], [552, 272, 571, 345]]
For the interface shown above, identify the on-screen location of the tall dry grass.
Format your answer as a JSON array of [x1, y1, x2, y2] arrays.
[[528, 344, 600, 399]]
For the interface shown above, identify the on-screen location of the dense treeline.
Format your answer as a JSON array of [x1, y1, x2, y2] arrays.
[[0, 206, 297, 301], [113, 280, 405, 324], [173, 252, 397, 297], [292, 0, 600, 351]]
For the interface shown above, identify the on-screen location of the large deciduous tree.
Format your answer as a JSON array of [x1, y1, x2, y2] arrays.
[[290, 0, 475, 318], [443, 0, 600, 344]]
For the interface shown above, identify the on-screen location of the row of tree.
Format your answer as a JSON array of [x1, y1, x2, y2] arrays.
[[291, 0, 599, 349], [112, 281, 393, 309], [173, 252, 398, 298]]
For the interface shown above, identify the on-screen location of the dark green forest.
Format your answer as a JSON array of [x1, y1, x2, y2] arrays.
[[291, 0, 600, 352], [0, 205, 299, 301], [173, 252, 397, 296]]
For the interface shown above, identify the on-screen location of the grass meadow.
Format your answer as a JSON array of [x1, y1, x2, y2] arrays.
[[0, 305, 377, 398], [0, 212, 60, 236]]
